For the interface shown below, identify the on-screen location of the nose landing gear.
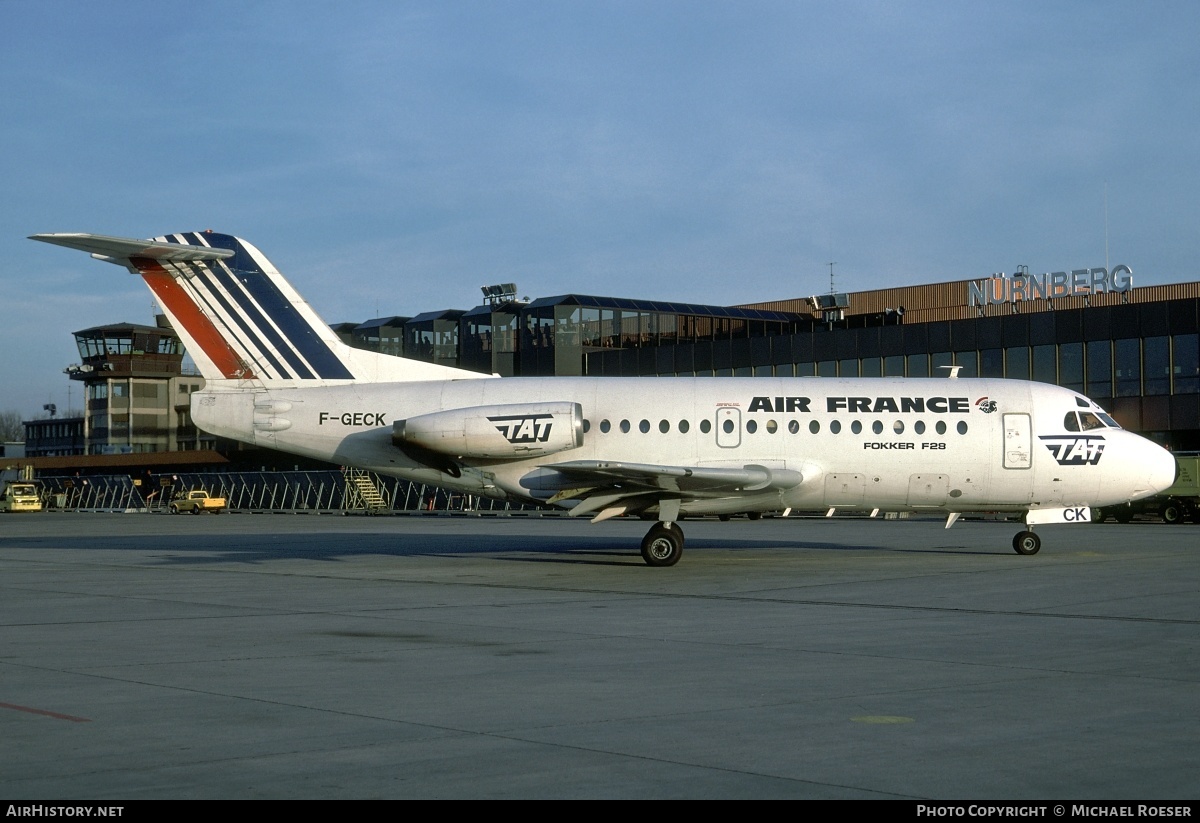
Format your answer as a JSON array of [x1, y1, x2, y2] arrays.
[[1012, 530, 1041, 555]]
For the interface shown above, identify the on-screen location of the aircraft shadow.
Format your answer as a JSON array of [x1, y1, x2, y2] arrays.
[[0, 528, 999, 568]]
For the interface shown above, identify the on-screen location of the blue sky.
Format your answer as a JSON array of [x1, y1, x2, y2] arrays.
[[2, 1, 1198, 418]]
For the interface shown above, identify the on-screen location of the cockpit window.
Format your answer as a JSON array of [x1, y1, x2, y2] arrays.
[[1065, 410, 1121, 431]]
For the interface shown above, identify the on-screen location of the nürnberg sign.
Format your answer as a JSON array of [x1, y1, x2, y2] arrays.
[[969, 265, 1132, 306]]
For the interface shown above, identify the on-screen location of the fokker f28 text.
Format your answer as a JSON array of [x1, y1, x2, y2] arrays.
[[31, 231, 1177, 566]]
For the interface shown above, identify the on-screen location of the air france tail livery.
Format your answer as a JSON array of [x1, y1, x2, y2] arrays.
[[32, 231, 1177, 566]]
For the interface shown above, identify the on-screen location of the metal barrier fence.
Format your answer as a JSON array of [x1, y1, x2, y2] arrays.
[[35, 470, 545, 515], [37, 475, 148, 512]]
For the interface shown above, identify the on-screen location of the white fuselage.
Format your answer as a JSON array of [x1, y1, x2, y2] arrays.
[[193, 375, 1175, 517]]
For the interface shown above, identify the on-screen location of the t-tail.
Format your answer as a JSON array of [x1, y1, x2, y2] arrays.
[[30, 231, 488, 387]]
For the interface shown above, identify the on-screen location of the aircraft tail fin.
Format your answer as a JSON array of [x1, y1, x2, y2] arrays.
[[31, 231, 488, 386]]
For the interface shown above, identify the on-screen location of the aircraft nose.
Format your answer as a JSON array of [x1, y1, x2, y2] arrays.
[[1107, 433, 1177, 503], [1146, 442, 1178, 495]]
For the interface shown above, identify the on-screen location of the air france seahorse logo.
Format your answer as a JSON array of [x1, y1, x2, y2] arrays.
[[975, 397, 997, 413], [1039, 435, 1105, 466]]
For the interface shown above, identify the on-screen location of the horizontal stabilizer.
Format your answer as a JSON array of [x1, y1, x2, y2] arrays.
[[29, 233, 235, 263]]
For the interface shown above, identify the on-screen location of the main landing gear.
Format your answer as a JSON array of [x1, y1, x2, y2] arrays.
[[1012, 530, 1041, 555], [641, 521, 684, 567]]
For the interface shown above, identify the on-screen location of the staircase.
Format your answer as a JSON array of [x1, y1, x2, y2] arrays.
[[342, 468, 389, 514]]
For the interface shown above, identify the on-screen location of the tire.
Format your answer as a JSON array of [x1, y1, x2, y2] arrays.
[[641, 523, 683, 567], [169, 505, 178, 514], [1114, 507, 1135, 524], [1161, 501, 1183, 524], [747, 512, 762, 521], [191, 507, 199, 515], [717, 514, 731, 522], [1091, 507, 1107, 524], [1012, 531, 1041, 555]]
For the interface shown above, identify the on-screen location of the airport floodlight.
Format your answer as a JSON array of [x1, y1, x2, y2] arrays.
[[813, 293, 850, 310], [481, 282, 519, 306]]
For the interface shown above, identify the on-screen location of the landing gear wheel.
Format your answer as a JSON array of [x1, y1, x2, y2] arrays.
[[1012, 531, 1041, 555], [747, 512, 762, 521], [641, 522, 684, 567]]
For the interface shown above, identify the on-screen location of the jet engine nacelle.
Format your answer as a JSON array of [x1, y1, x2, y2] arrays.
[[393, 401, 584, 460]]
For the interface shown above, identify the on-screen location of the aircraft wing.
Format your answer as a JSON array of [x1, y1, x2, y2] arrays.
[[544, 460, 802, 492], [29, 233, 235, 263], [531, 459, 803, 521]]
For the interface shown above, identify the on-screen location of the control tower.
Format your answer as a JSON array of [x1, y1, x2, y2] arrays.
[[66, 320, 208, 454]]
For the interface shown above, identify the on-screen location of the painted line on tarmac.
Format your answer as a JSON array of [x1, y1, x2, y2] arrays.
[[0, 701, 90, 722]]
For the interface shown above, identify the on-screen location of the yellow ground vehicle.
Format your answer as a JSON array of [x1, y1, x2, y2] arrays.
[[0, 482, 43, 513], [169, 490, 227, 514]]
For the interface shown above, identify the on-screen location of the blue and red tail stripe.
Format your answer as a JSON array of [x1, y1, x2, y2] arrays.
[[150, 232, 354, 382]]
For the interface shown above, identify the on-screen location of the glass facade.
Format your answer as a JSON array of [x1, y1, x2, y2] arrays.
[[352, 317, 408, 358], [405, 311, 464, 368]]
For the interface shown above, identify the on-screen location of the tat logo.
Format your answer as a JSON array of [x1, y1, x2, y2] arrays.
[[975, 397, 997, 414], [1039, 435, 1106, 466], [489, 413, 554, 444]]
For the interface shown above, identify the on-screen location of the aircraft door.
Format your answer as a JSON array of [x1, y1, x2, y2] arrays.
[[1003, 413, 1032, 469], [715, 407, 741, 448]]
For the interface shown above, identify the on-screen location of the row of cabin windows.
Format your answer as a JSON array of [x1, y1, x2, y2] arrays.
[[582, 418, 970, 436]]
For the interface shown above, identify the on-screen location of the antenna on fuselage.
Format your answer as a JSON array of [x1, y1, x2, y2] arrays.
[[939, 365, 963, 379]]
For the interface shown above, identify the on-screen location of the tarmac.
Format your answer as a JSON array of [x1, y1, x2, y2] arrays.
[[1, 512, 1197, 799]]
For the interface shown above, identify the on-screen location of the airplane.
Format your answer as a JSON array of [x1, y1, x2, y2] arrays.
[[31, 230, 1178, 566]]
